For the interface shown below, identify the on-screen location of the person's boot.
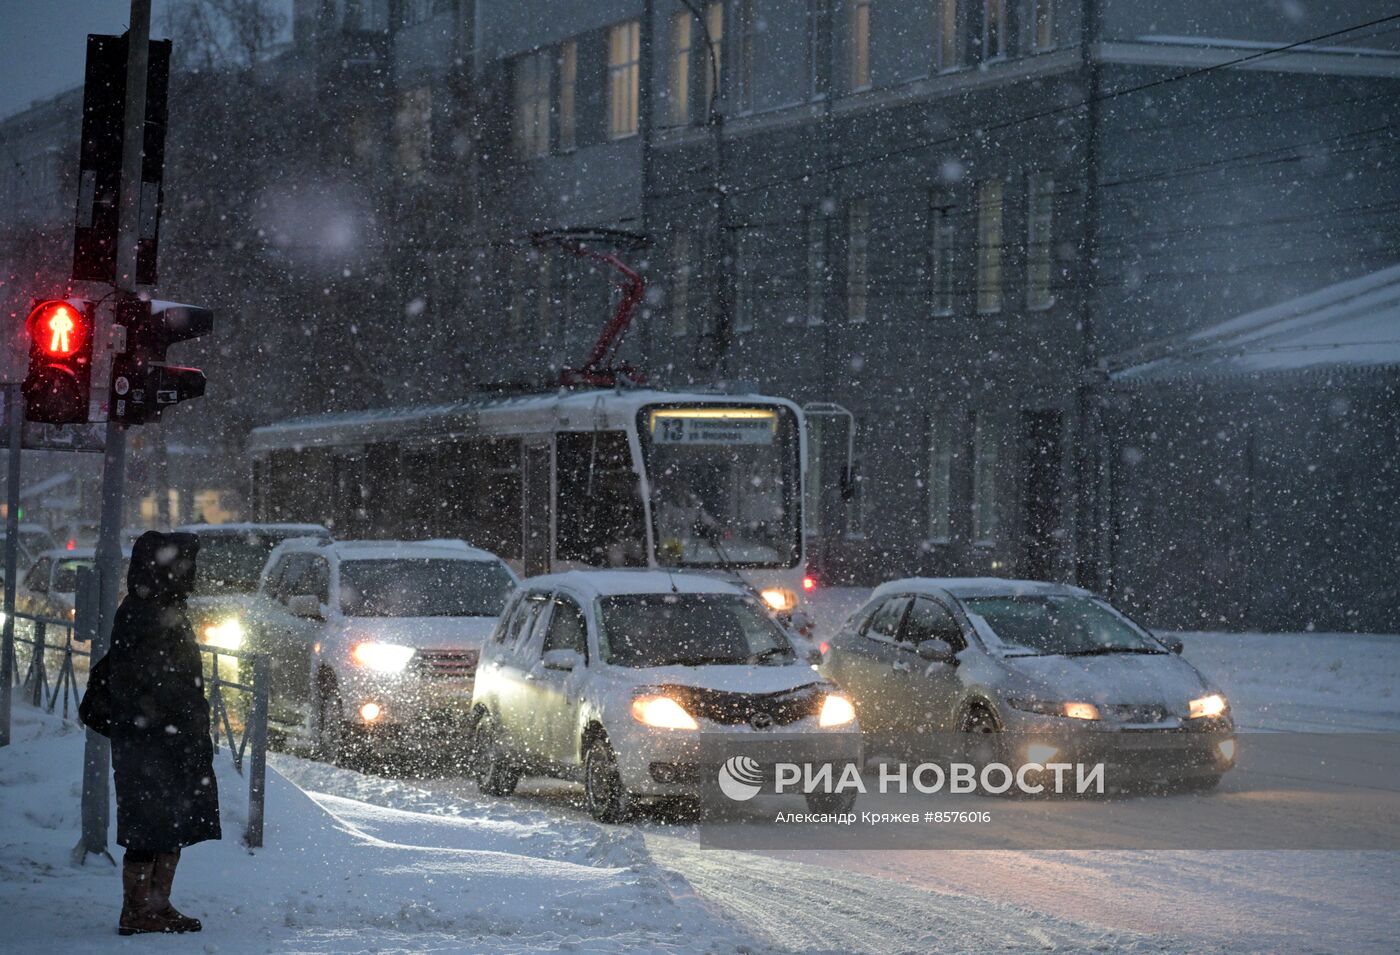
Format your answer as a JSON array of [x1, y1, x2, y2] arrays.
[[119, 857, 177, 935], [150, 851, 203, 933]]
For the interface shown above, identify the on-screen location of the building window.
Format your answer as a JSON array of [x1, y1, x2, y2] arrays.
[[509, 252, 530, 335], [671, 230, 692, 336], [847, 199, 869, 323], [971, 411, 998, 542], [737, 0, 758, 112], [850, 0, 872, 90], [608, 20, 641, 140], [929, 195, 955, 316], [806, 205, 827, 326], [669, 13, 693, 125], [537, 255, 554, 340], [735, 231, 757, 334], [394, 86, 432, 177], [976, 178, 1003, 314], [1027, 172, 1055, 309], [982, 0, 1006, 61], [558, 40, 577, 150], [513, 50, 551, 158], [927, 414, 952, 541], [807, 0, 828, 98], [705, 2, 724, 112], [935, 0, 960, 70], [1031, 0, 1054, 51]]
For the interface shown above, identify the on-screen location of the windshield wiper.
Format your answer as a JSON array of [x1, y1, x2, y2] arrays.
[[750, 646, 793, 664], [662, 655, 747, 667], [1060, 646, 1165, 657]]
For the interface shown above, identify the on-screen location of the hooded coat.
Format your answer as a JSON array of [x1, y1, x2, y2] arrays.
[[108, 531, 222, 852]]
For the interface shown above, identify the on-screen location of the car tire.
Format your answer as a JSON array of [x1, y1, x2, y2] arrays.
[[805, 789, 857, 814], [583, 736, 631, 824], [960, 707, 1007, 796], [474, 716, 521, 797]]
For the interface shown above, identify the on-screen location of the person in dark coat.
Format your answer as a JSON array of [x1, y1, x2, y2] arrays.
[[107, 530, 220, 935]]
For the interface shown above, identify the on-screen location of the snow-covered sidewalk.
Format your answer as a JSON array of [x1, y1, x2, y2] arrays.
[[0, 706, 765, 954]]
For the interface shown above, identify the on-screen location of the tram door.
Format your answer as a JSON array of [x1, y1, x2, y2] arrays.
[[522, 441, 553, 577]]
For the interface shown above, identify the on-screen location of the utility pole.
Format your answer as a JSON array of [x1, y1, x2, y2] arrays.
[[0, 385, 21, 747], [76, 0, 150, 864]]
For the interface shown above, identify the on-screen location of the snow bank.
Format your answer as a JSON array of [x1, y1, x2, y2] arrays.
[[1, 706, 764, 954]]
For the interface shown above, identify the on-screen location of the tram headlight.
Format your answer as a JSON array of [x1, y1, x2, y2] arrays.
[[760, 588, 796, 612]]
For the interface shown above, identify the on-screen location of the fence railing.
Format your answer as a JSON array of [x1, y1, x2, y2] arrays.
[[9, 611, 271, 848]]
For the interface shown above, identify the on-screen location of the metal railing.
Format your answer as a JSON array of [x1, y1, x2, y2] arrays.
[[9, 611, 271, 848]]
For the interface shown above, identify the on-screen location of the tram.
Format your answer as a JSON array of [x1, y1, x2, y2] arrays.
[[248, 387, 810, 613]]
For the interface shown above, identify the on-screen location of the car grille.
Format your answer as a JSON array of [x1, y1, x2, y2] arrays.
[[413, 648, 479, 680], [660, 682, 825, 727], [1101, 703, 1173, 724]]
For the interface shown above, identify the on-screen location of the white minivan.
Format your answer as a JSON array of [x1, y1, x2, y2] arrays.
[[469, 570, 863, 822]]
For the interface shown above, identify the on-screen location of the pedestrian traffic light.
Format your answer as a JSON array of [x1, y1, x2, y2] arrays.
[[109, 296, 212, 425], [23, 298, 95, 424]]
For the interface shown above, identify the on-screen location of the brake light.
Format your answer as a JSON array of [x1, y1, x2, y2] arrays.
[[802, 575, 816, 591], [819, 641, 830, 656], [66, 538, 76, 550]]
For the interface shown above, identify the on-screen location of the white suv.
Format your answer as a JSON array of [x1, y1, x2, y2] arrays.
[[469, 570, 863, 822], [248, 539, 517, 760]]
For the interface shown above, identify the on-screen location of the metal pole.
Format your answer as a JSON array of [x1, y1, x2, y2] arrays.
[[245, 655, 270, 848], [0, 383, 21, 746], [77, 0, 149, 864]]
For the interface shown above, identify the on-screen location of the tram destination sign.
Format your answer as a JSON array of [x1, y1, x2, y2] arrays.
[[650, 409, 776, 446]]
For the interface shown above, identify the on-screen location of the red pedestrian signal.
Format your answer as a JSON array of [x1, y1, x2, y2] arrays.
[[23, 299, 95, 424]]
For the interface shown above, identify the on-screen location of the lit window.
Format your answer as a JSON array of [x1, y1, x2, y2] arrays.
[[608, 21, 641, 140], [1027, 172, 1055, 309], [513, 51, 551, 158], [935, 0, 960, 70], [669, 13, 693, 125], [929, 194, 955, 316], [558, 40, 577, 150], [705, 2, 724, 111], [972, 412, 998, 541], [847, 199, 869, 323], [982, 0, 1006, 61], [928, 415, 952, 541], [806, 206, 826, 326], [976, 178, 1003, 314], [671, 230, 691, 336], [1032, 0, 1054, 52], [850, 0, 872, 90]]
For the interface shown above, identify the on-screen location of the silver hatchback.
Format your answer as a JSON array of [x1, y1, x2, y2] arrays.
[[820, 578, 1236, 791]]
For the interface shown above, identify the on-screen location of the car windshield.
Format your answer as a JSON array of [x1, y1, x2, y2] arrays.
[[639, 406, 802, 570], [339, 558, 515, 617], [196, 534, 285, 595], [962, 595, 1164, 656], [597, 592, 794, 668], [52, 559, 92, 593]]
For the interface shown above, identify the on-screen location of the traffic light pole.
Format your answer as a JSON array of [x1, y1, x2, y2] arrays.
[[76, 0, 149, 865]]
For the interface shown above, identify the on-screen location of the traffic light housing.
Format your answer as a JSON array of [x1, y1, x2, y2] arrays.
[[23, 298, 96, 424], [109, 297, 212, 425]]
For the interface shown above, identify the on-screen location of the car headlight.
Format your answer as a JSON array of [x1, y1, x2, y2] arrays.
[[351, 641, 417, 673], [1008, 698, 1101, 720], [818, 693, 857, 727], [760, 588, 796, 612], [631, 695, 699, 730], [203, 618, 245, 651], [1189, 693, 1228, 719]]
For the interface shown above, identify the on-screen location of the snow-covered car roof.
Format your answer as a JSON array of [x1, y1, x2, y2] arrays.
[[872, 577, 1092, 601], [174, 522, 331, 537], [520, 569, 750, 600], [285, 538, 512, 566]]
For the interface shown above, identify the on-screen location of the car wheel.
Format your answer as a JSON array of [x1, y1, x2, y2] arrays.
[[473, 716, 520, 797], [960, 707, 1006, 794], [583, 736, 631, 824], [805, 789, 857, 813]]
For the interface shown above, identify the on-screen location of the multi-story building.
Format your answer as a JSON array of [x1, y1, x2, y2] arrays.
[[2, 1, 1397, 628]]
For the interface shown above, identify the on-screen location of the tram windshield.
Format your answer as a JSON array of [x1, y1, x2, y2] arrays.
[[638, 405, 802, 569]]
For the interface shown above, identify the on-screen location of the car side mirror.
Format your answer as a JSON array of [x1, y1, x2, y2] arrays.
[[287, 594, 322, 619], [541, 648, 583, 671], [1159, 634, 1184, 655], [916, 638, 956, 664]]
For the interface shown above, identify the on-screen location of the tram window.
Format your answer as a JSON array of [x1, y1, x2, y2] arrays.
[[467, 438, 522, 560], [366, 444, 401, 537], [556, 432, 646, 567]]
